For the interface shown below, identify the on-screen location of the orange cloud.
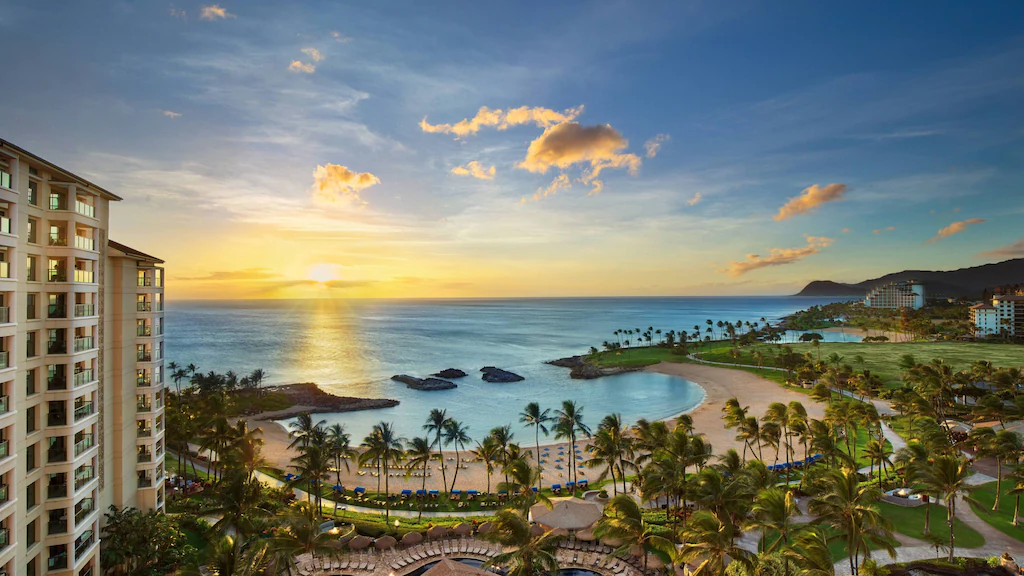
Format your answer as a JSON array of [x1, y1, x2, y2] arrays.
[[451, 161, 495, 180], [841, 227, 851, 233], [518, 122, 641, 195], [644, 134, 670, 158], [301, 47, 324, 62], [718, 236, 834, 277], [686, 192, 703, 206], [928, 218, 985, 243], [288, 61, 316, 74], [523, 173, 573, 203], [420, 105, 583, 137], [311, 164, 380, 204], [773, 183, 848, 221], [160, 110, 182, 119], [873, 226, 896, 235], [977, 239, 1024, 260], [199, 4, 233, 20]]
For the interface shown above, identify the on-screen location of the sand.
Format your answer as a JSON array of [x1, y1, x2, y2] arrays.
[[239, 361, 825, 493]]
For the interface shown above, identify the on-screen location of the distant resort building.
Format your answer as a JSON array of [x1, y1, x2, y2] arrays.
[[864, 280, 925, 310], [971, 286, 1024, 338]]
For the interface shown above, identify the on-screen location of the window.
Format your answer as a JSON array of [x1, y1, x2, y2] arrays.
[[27, 293, 37, 320], [26, 331, 37, 358], [0, 166, 9, 189], [28, 180, 38, 205], [27, 404, 36, 432], [26, 442, 37, 472], [26, 368, 37, 395], [27, 218, 38, 244], [26, 255, 37, 282], [27, 481, 37, 510]]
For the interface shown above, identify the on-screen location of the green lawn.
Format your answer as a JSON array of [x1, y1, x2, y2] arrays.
[[968, 481, 1024, 543], [165, 452, 212, 481], [878, 501, 986, 548], [693, 341, 1024, 387]]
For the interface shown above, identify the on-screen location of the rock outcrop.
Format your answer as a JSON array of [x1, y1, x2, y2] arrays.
[[391, 375, 458, 391], [431, 368, 468, 379], [546, 356, 641, 379], [480, 366, 525, 383]]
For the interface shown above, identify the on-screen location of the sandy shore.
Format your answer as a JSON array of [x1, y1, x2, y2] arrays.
[[238, 362, 825, 493]]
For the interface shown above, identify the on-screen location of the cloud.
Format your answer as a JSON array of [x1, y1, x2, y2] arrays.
[[331, 31, 352, 43], [522, 173, 573, 203], [288, 60, 316, 74], [841, 227, 851, 233], [718, 236, 834, 277], [301, 47, 324, 62], [873, 226, 896, 235], [977, 239, 1024, 260], [168, 7, 186, 18], [644, 134, 670, 158], [686, 192, 703, 206], [160, 110, 182, 119], [518, 122, 642, 191], [199, 4, 233, 20], [420, 105, 583, 137], [450, 161, 495, 180], [773, 183, 847, 221], [927, 218, 985, 243], [179, 268, 280, 281], [311, 163, 380, 204]]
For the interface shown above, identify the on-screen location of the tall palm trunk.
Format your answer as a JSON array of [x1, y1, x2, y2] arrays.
[[450, 444, 461, 493], [535, 430, 543, 492], [947, 497, 956, 562], [436, 432, 447, 496]]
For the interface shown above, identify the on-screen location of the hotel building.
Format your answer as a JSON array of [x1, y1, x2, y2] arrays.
[[0, 140, 166, 576], [971, 288, 1024, 338], [864, 280, 926, 310]]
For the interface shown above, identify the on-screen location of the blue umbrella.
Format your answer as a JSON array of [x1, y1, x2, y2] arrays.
[[452, 489, 462, 494], [401, 489, 412, 495], [416, 489, 426, 495], [467, 490, 478, 495], [566, 481, 575, 487], [354, 487, 366, 493], [285, 473, 294, 481], [333, 484, 344, 491], [531, 487, 539, 493], [551, 484, 561, 490], [429, 489, 439, 495], [579, 480, 588, 486]]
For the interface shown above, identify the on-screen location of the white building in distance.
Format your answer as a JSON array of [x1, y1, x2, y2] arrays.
[[864, 281, 925, 310]]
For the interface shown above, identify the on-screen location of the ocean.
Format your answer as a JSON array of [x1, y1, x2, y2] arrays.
[[165, 296, 856, 440]]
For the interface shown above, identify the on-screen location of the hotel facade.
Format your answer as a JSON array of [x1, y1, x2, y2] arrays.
[[864, 280, 926, 310], [0, 140, 166, 576], [971, 289, 1024, 338]]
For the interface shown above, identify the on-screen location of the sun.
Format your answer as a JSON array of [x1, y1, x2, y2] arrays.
[[307, 263, 340, 284]]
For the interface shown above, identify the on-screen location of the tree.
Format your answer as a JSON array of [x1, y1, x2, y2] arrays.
[[862, 439, 892, 490], [519, 402, 551, 491], [1006, 464, 1024, 527], [483, 509, 563, 576], [594, 495, 673, 572], [267, 502, 340, 572], [424, 409, 451, 495], [471, 436, 502, 495], [326, 423, 356, 489], [809, 469, 895, 576], [746, 487, 802, 566], [405, 436, 434, 520], [676, 510, 754, 576], [918, 455, 975, 561], [555, 400, 592, 491], [443, 419, 472, 493], [287, 413, 326, 450], [101, 506, 197, 576], [360, 421, 406, 521], [177, 535, 270, 576], [290, 443, 332, 516]]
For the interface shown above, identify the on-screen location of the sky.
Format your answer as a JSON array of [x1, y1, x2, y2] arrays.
[[2, 1, 1023, 299]]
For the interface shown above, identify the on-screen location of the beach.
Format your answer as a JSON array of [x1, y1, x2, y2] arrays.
[[238, 361, 824, 493]]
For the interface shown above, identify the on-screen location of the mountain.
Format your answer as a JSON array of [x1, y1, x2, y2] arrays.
[[795, 258, 1024, 299]]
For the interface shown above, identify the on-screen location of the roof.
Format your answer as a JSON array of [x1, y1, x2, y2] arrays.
[[108, 240, 164, 264], [994, 295, 1024, 302], [970, 303, 996, 310], [0, 139, 122, 201], [423, 560, 492, 576], [531, 497, 604, 531]]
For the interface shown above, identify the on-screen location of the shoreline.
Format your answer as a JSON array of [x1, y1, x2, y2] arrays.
[[237, 361, 820, 492], [249, 383, 399, 420]]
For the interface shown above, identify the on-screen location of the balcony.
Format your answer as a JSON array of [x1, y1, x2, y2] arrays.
[[74, 435, 94, 457], [48, 519, 67, 535], [136, 374, 152, 386], [48, 269, 67, 283], [137, 476, 153, 488], [48, 410, 67, 426], [74, 236, 95, 251], [75, 467, 95, 490], [48, 340, 67, 354], [48, 446, 67, 463], [0, 527, 8, 549], [75, 530, 95, 560], [0, 440, 8, 460], [137, 350, 151, 362], [0, 484, 8, 505], [49, 375, 67, 391], [48, 305, 66, 319], [74, 337, 94, 352], [137, 427, 152, 438], [74, 402, 94, 421], [0, 217, 10, 235], [0, 352, 8, 369], [76, 200, 95, 218], [137, 325, 151, 337], [0, 262, 8, 280], [137, 450, 152, 463], [137, 276, 152, 287], [0, 395, 7, 415], [75, 499, 94, 525], [49, 553, 68, 571], [74, 370, 93, 387], [74, 269, 94, 283], [48, 235, 68, 247], [137, 301, 152, 312], [137, 401, 152, 413], [0, 307, 9, 324], [48, 483, 68, 499], [74, 303, 95, 317]]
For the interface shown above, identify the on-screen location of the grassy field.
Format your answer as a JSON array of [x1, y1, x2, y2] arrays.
[[165, 452, 213, 481], [879, 501, 986, 548], [693, 341, 1024, 387], [968, 481, 1024, 543]]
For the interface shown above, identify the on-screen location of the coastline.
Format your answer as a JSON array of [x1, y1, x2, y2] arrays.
[[249, 383, 399, 420], [236, 361, 816, 492]]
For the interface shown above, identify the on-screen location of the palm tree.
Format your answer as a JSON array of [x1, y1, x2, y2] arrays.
[[360, 421, 406, 521], [497, 458, 549, 514], [267, 502, 341, 572], [809, 469, 895, 576], [178, 535, 270, 576], [863, 438, 892, 490], [424, 409, 451, 495], [555, 400, 592, 490], [290, 443, 332, 515], [1006, 464, 1024, 527], [675, 510, 754, 576], [287, 413, 326, 450], [471, 437, 502, 495], [594, 495, 673, 572], [249, 368, 267, 397], [918, 455, 975, 561], [519, 402, 551, 491], [483, 509, 562, 576], [326, 423, 355, 489], [443, 419, 472, 493], [405, 436, 433, 520], [585, 428, 624, 495], [746, 487, 802, 562], [783, 527, 836, 576], [490, 424, 515, 487]]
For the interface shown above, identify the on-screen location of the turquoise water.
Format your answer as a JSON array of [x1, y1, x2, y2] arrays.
[[165, 296, 855, 440]]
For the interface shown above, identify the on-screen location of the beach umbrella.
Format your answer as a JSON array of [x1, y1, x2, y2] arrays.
[[452, 489, 461, 495], [417, 489, 427, 496], [348, 535, 372, 550], [354, 487, 366, 494], [467, 490, 478, 495], [333, 484, 344, 491], [576, 529, 596, 541], [453, 523, 473, 536], [402, 532, 424, 545], [551, 484, 561, 490], [530, 524, 545, 537], [477, 522, 494, 534], [429, 489, 439, 495], [422, 559, 493, 576], [531, 487, 539, 493], [533, 498, 603, 531], [600, 536, 624, 547], [401, 489, 413, 496], [375, 535, 397, 550], [427, 525, 448, 539]]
